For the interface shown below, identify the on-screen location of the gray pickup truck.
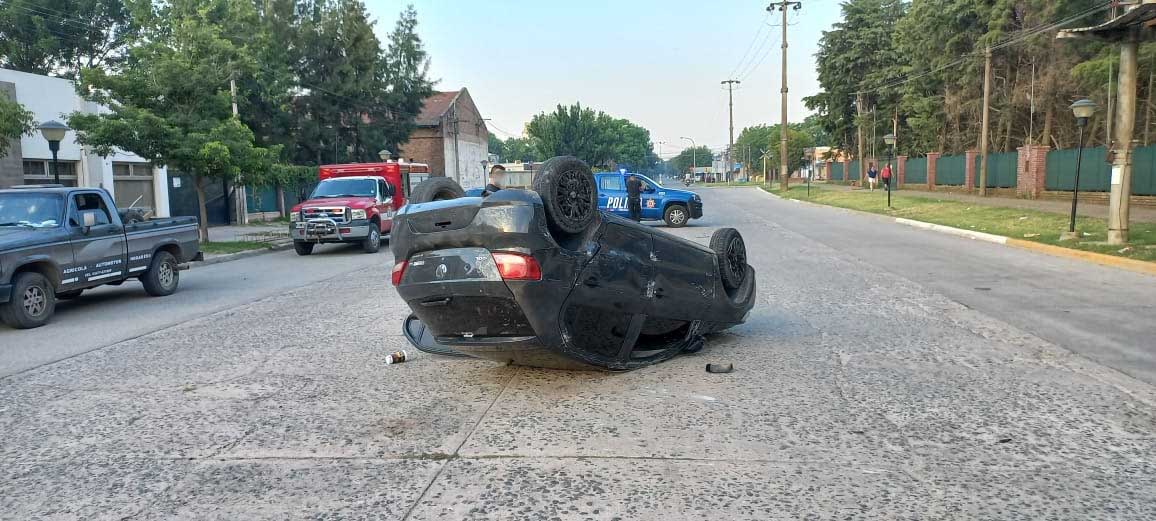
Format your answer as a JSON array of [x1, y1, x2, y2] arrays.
[[0, 185, 201, 329]]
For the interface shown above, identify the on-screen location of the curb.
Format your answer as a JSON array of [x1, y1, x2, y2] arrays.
[[197, 241, 293, 267], [756, 187, 1156, 277]]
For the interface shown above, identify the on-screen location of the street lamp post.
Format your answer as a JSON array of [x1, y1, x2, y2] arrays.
[[680, 137, 695, 183], [1065, 99, 1098, 239], [38, 121, 70, 185], [883, 133, 897, 208]]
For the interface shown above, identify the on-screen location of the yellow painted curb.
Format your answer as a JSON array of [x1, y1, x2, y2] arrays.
[[1005, 239, 1156, 276]]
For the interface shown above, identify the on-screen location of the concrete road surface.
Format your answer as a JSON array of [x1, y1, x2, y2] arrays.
[[1, 187, 1154, 519]]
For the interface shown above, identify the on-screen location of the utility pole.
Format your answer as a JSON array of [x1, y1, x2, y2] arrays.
[[722, 79, 740, 183], [1109, 39, 1138, 244], [769, 0, 801, 191], [979, 46, 992, 196], [856, 92, 866, 185], [229, 76, 249, 224]]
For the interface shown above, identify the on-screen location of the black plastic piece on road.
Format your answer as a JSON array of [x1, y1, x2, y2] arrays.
[[706, 363, 734, 374]]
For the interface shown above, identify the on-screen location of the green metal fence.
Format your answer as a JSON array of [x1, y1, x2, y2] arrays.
[[1046, 147, 1111, 192], [830, 162, 844, 181], [1046, 145, 1156, 195], [246, 186, 281, 213], [848, 160, 861, 181], [905, 157, 927, 185], [973, 151, 1018, 188], [936, 154, 966, 185]]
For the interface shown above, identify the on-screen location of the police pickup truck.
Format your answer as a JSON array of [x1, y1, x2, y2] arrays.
[[0, 185, 201, 329], [595, 172, 702, 227]]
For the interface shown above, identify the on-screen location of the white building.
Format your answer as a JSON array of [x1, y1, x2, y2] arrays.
[[0, 68, 170, 217]]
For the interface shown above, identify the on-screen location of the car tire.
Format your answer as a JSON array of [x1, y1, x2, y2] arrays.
[[410, 177, 465, 203], [532, 156, 598, 236], [0, 272, 56, 329], [362, 224, 382, 253], [663, 204, 689, 227], [710, 228, 747, 291], [119, 209, 146, 224], [294, 241, 314, 256], [56, 289, 83, 300], [141, 250, 179, 297]]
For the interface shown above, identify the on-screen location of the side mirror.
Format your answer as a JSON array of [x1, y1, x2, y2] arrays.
[[82, 211, 97, 227], [384, 196, 394, 206]]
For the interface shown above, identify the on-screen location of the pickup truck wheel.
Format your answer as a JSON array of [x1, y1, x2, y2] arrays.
[[141, 251, 179, 297], [294, 241, 314, 256], [362, 225, 381, 253], [710, 228, 747, 291], [663, 204, 689, 228], [0, 272, 55, 329], [410, 177, 465, 203], [532, 156, 597, 236]]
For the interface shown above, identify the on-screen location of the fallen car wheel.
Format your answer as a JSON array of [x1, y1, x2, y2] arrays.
[[411, 177, 465, 203], [532, 156, 598, 236], [294, 241, 314, 256], [0, 272, 55, 329], [710, 227, 747, 291]]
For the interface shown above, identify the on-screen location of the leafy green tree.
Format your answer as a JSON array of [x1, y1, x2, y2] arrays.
[[608, 118, 656, 173], [670, 145, 713, 177], [498, 136, 540, 163], [0, 96, 34, 158], [767, 126, 815, 176], [68, 0, 277, 242], [0, 0, 135, 78], [526, 103, 614, 166]]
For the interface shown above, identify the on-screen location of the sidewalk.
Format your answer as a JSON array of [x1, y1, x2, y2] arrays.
[[821, 183, 1156, 223], [207, 223, 289, 242]]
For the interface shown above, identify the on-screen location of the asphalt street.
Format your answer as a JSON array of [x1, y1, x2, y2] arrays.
[[2, 187, 1155, 519]]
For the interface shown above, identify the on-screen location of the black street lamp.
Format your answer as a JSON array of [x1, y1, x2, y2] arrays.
[[1066, 99, 1098, 238], [38, 120, 70, 184], [884, 133, 897, 208]]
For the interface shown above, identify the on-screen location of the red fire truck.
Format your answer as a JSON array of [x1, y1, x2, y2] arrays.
[[289, 160, 431, 255]]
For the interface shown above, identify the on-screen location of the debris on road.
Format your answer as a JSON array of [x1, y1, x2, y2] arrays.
[[385, 350, 409, 365], [706, 363, 734, 374]]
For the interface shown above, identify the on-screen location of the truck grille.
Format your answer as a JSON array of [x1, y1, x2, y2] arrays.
[[302, 206, 349, 223]]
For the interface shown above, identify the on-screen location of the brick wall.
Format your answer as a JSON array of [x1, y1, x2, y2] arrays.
[[1016, 145, 1050, 199], [926, 152, 939, 190], [964, 149, 977, 192], [398, 127, 446, 177]]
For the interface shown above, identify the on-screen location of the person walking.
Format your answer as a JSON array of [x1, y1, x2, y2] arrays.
[[626, 173, 643, 222], [881, 163, 893, 191], [866, 162, 878, 191]]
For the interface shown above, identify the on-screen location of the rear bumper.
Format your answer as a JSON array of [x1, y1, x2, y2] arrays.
[[0, 283, 11, 304]]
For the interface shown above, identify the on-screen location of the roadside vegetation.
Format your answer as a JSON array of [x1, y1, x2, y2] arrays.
[[768, 185, 1156, 262], [199, 241, 281, 255]]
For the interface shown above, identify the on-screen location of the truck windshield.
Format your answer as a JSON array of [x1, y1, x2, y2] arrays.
[[0, 193, 64, 228], [310, 178, 376, 199]]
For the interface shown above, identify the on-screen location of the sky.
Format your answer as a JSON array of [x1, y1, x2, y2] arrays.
[[367, 0, 845, 159]]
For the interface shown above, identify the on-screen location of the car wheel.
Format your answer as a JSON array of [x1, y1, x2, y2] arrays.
[[141, 251, 179, 297], [664, 204, 689, 227], [56, 289, 83, 300], [362, 225, 381, 253], [0, 272, 56, 329], [532, 156, 598, 235], [119, 209, 146, 224], [710, 228, 747, 291], [410, 177, 465, 203], [294, 241, 314, 256]]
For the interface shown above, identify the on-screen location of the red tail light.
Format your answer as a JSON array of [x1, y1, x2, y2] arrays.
[[391, 260, 407, 286], [491, 252, 542, 281]]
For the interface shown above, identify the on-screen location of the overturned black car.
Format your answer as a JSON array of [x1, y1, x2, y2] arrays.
[[390, 156, 756, 371]]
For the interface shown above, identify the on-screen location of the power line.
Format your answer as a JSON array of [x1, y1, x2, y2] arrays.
[[729, 11, 773, 79]]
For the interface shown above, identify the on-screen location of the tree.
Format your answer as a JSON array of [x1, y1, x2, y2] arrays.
[[0, 96, 34, 158], [493, 136, 540, 163], [0, 0, 135, 78], [767, 126, 814, 176], [607, 118, 656, 173], [526, 103, 614, 166], [670, 145, 713, 177], [68, 0, 277, 242]]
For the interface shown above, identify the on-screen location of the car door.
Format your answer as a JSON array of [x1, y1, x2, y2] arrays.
[[65, 192, 127, 287], [597, 174, 629, 217], [639, 176, 664, 220], [378, 179, 396, 231]]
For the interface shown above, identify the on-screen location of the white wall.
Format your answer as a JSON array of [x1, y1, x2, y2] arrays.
[[0, 68, 170, 216], [444, 138, 488, 190]]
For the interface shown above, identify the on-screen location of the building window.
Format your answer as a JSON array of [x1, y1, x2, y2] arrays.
[[113, 162, 156, 212], [23, 159, 78, 187]]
